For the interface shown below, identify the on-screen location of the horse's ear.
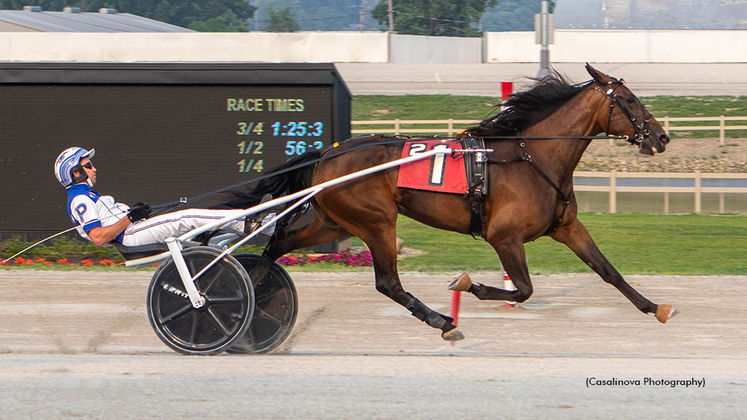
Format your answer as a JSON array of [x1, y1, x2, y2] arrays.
[[585, 63, 612, 84]]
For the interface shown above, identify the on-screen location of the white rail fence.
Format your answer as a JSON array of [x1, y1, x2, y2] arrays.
[[574, 171, 747, 214], [351, 116, 747, 143]]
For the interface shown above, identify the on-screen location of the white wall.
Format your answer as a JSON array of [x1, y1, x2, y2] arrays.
[[1, 30, 747, 63], [390, 34, 482, 63], [0, 32, 389, 63]]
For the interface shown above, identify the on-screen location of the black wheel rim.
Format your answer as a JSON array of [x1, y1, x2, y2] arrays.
[[229, 254, 298, 354], [148, 248, 253, 354]]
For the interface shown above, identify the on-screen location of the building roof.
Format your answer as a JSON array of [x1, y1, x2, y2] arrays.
[[0, 7, 194, 32]]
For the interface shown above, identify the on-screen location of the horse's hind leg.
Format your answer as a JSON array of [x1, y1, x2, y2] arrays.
[[263, 214, 348, 261], [246, 214, 349, 282], [364, 232, 465, 341], [552, 218, 679, 323], [325, 206, 463, 341]]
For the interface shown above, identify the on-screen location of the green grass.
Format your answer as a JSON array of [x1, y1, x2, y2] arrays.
[[352, 94, 503, 121], [352, 94, 747, 139], [386, 213, 747, 275], [3, 214, 745, 275]]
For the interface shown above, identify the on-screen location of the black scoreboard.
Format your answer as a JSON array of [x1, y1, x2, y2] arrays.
[[0, 63, 351, 238]]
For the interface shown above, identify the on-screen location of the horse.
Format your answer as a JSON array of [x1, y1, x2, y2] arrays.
[[226, 64, 677, 341]]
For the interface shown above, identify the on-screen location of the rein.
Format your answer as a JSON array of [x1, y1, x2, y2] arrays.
[[154, 133, 628, 213], [153, 130, 631, 216], [150, 137, 416, 215]]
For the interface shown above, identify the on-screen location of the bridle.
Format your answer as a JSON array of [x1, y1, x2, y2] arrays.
[[595, 79, 653, 148]]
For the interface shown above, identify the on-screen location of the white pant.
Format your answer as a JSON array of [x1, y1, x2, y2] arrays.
[[121, 209, 245, 247]]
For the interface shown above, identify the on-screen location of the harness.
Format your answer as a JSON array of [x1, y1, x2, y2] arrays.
[[596, 79, 654, 150], [483, 134, 572, 237], [460, 136, 489, 238]]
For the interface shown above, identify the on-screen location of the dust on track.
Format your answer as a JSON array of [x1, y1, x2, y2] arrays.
[[0, 270, 745, 418]]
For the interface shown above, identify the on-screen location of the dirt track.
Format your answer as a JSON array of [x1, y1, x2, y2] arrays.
[[0, 270, 745, 419]]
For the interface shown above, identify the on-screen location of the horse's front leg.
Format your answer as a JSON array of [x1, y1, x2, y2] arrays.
[[364, 234, 465, 341], [552, 217, 679, 323]]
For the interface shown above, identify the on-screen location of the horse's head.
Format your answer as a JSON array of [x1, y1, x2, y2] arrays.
[[586, 64, 670, 155]]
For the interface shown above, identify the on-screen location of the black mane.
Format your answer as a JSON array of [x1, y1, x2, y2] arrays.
[[466, 71, 593, 137]]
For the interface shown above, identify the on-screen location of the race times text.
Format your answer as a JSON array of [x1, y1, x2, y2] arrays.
[[226, 98, 305, 112], [237, 158, 263, 173], [233, 121, 326, 171], [233, 122, 327, 172], [236, 140, 264, 173], [235, 121, 324, 137], [284, 140, 324, 156], [227, 97, 327, 173]]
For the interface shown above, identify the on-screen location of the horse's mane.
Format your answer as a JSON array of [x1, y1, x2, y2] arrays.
[[465, 71, 593, 137]]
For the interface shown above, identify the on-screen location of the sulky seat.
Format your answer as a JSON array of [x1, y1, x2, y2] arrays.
[[110, 241, 169, 261]]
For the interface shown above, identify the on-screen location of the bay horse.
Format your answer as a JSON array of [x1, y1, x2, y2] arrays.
[[228, 64, 677, 341]]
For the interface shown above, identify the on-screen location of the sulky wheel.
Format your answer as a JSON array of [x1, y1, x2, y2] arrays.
[[227, 253, 298, 354], [147, 247, 254, 355]]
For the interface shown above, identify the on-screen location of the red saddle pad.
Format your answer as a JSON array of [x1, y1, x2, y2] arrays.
[[397, 140, 468, 194]]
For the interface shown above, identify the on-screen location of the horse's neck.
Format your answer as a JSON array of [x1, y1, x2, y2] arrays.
[[523, 88, 607, 180]]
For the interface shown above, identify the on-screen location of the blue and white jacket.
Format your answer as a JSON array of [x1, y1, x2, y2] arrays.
[[66, 184, 129, 243]]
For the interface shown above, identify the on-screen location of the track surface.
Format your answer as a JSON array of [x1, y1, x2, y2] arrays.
[[336, 63, 747, 97], [0, 270, 745, 419]]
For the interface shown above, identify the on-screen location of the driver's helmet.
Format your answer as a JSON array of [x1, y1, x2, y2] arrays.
[[54, 147, 95, 187]]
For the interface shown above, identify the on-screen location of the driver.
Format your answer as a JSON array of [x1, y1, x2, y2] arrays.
[[55, 147, 249, 247]]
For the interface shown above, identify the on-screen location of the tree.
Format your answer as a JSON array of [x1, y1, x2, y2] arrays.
[[0, 1, 257, 32], [267, 6, 300, 32], [188, 15, 249, 32], [371, 0, 498, 36], [256, 0, 381, 32]]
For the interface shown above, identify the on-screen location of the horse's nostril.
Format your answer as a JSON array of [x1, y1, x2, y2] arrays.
[[661, 135, 670, 144]]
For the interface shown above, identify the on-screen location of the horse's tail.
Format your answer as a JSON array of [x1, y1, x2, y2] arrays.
[[222, 150, 321, 210]]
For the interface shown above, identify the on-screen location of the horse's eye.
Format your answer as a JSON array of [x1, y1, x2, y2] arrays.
[[626, 97, 636, 104]]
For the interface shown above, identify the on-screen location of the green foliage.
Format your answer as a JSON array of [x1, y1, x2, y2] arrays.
[[0, 0, 257, 31], [267, 6, 300, 32], [251, 0, 379, 31], [189, 15, 249, 32], [371, 0, 498, 36]]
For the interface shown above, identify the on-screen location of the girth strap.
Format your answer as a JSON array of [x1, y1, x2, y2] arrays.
[[460, 136, 489, 239]]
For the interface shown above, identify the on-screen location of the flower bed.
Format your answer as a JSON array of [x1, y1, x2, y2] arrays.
[[3, 256, 122, 267], [2, 235, 372, 268], [277, 250, 372, 267]]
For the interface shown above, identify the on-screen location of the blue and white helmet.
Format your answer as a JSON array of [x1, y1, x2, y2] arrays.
[[54, 147, 95, 187]]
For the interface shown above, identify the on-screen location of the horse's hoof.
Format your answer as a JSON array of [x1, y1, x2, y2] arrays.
[[655, 304, 681, 324], [448, 272, 472, 292], [442, 328, 465, 341]]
